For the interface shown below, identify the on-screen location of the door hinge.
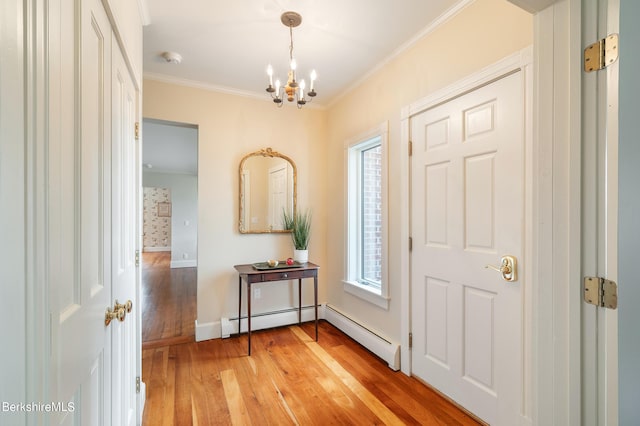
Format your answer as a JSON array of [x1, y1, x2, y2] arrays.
[[409, 237, 413, 252], [135, 122, 140, 140], [409, 332, 413, 349], [584, 33, 619, 72], [583, 276, 618, 309], [136, 376, 141, 394], [135, 250, 140, 267], [408, 140, 413, 157]]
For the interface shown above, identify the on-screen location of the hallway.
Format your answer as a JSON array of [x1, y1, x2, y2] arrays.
[[142, 251, 197, 348]]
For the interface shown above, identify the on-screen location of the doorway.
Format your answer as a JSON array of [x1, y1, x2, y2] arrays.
[[141, 118, 198, 347]]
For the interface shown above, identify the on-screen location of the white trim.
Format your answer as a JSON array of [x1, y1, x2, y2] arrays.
[[195, 319, 222, 341], [143, 246, 170, 252], [327, 0, 475, 108], [170, 259, 197, 268], [143, 72, 326, 110], [400, 48, 532, 119], [344, 122, 390, 305], [342, 280, 390, 310], [531, 2, 582, 424], [136, 0, 151, 26], [325, 304, 400, 371], [400, 46, 534, 419]]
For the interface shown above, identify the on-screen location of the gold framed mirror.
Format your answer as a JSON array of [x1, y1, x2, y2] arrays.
[[239, 148, 297, 233]]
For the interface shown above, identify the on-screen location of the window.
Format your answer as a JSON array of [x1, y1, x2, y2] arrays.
[[344, 124, 389, 309]]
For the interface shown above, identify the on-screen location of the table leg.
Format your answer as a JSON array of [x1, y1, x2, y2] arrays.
[[298, 279, 302, 324], [314, 275, 318, 341], [238, 276, 242, 334], [247, 282, 252, 355]]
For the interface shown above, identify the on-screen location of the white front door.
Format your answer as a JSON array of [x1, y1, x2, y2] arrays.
[[49, 0, 113, 423], [410, 70, 525, 425], [111, 37, 139, 426]]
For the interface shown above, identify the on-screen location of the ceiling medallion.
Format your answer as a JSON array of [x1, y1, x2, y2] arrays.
[[265, 11, 317, 108]]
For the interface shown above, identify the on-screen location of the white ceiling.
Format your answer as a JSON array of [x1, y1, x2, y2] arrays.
[[142, 119, 198, 175], [142, 0, 466, 107]]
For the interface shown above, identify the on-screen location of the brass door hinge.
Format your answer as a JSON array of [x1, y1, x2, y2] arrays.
[[136, 376, 141, 393], [135, 250, 140, 267], [135, 122, 140, 140], [408, 140, 413, 157], [409, 332, 413, 349], [584, 276, 618, 309], [584, 33, 619, 72], [409, 237, 413, 252]]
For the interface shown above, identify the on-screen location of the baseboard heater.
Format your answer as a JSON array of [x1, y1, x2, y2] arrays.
[[221, 305, 321, 338], [324, 304, 400, 371]]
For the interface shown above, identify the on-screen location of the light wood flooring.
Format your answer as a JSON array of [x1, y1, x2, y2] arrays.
[[142, 321, 481, 425], [142, 251, 196, 348]]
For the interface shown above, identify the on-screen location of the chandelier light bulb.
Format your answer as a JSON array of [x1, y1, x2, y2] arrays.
[[275, 79, 281, 93], [300, 79, 306, 100], [290, 58, 297, 71], [267, 64, 273, 86], [310, 70, 316, 91]]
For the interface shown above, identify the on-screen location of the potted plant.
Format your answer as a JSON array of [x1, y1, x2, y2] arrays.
[[282, 208, 312, 263]]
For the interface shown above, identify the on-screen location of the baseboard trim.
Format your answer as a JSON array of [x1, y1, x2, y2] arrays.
[[143, 247, 170, 252], [170, 259, 197, 268], [195, 319, 222, 341], [325, 304, 400, 371]]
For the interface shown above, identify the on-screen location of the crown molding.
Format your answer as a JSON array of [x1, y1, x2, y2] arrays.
[[143, 72, 327, 110], [326, 0, 475, 109]]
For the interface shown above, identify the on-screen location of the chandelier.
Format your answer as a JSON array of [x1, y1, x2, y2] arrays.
[[265, 11, 317, 108]]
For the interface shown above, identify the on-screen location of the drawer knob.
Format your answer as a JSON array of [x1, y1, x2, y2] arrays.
[[283, 273, 288, 278]]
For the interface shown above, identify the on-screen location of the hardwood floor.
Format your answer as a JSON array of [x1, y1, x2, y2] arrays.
[[142, 321, 481, 425], [142, 251, 196, 347]]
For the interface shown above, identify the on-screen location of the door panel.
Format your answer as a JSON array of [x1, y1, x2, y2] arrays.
[[52, 0, 112, 423], [411, 71, 524, 425], [112, 37, 138, 426]]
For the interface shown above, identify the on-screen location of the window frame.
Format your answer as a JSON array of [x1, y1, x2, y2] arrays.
[[343, 122, 389, 310]]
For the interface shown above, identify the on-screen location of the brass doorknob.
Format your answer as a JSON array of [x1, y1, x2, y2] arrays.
[[485, 255, 518, 282], [115, 299, 133, 314], [105, 306, 126, 326]]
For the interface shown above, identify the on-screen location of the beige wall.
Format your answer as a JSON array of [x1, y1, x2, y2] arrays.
[[143, 81, 328, 334], [143, 0, 532, 342], [324, 0, 533, 340]]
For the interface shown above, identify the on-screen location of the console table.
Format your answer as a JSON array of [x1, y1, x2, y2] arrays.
[[234, 262, 319, 355]]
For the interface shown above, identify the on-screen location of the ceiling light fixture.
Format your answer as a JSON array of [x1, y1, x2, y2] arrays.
[[265, 12, 317, 108]]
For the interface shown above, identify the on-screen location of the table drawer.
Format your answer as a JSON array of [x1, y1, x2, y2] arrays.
[[261, 269, 316, 282]]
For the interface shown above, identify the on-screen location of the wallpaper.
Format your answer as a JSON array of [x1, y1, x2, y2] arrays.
[[143, 187, 171, 249]]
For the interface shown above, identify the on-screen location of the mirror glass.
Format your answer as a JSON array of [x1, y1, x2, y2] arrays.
[[239, 148, 296, 233]]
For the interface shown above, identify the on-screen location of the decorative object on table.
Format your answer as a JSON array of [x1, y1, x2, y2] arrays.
[[252, 260, 303, 271], [282, 208, 311, 263], [267, 259, 279, 267]]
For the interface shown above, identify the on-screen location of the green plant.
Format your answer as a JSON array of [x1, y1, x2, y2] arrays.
[[282, 209, 312, 250]]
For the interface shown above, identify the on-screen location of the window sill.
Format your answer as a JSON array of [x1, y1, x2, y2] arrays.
[[342, 280, 390, 310]]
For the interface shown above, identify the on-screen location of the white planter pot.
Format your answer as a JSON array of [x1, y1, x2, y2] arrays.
[[293, 249, 309, 264]]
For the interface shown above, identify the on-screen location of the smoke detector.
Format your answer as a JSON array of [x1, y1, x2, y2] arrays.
[[161, 51, 182, 64]]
